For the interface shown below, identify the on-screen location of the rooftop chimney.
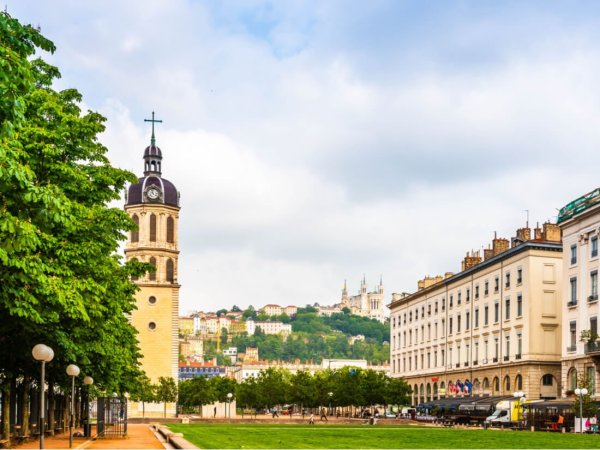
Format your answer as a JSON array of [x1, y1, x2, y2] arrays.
[[542, 222, 561, 242], [461, 251, 482, 271]]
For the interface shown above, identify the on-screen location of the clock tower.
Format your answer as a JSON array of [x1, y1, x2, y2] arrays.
[[124, 113, 180, 417]]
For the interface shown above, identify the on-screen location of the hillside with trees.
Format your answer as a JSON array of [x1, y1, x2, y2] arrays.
[[203, 309, 390, 364]]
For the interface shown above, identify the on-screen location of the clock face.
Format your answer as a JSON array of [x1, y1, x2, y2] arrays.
[[147, 188, 160, 200]]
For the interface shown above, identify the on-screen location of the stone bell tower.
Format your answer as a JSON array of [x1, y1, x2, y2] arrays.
[[124, 112, 180, 417]]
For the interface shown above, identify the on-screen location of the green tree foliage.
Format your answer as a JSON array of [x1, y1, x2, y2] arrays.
[[321, 313, 390, 342], [128, 375, 156, 418], [178, 376, 216, 413], [235, 367, 410, 412], [0, 12, 145, 438], [242, 305, 256, 319], [156, 377, 178, 418]]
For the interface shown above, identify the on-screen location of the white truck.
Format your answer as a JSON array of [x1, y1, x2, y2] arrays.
[[485, 400, 521, 426]]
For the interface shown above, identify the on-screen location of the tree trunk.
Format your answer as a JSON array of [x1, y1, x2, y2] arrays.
[[21, 378, 30, 437], [1, 384, 10, 440]]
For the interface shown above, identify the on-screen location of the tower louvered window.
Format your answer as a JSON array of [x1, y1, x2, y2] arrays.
[[131, 214, 139, 242], [150, 213, 157, 242], [166, 258, 174, 283], [149, 257, 157, 281], [166, 216, 174, 243]]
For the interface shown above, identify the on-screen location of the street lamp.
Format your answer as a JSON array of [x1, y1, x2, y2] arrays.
[[32, 344, 54, 450], [328, 392, 333, 417], [574, 387, 588, 433], [66, 365, 80, 448], [513, 391, 525, 429], [83, 376, 93, 438], [227, 393, 233, 418]]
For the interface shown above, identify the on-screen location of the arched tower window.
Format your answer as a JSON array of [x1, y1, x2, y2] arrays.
[[149, 257, 157, 281], [166, 216, 174, 243], [150, 214, 157, 242], [166, 258, 174, 283], [131, 214, 139, 243]]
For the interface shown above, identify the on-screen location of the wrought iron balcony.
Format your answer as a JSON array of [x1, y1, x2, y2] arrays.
[[585, 341, 600, 355]]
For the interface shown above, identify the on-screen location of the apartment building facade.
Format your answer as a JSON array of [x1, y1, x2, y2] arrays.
[[558, 187, 600, 398], [389, 223, 563, 406]]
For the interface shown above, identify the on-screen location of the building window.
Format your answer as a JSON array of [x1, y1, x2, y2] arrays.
[[590, 271, 598, 301], [442, 298, 446, 311], [587, 366, 596, 394], [517, 333, 522, 358], [505, 272, 511, 288], [131, 214, 139, 242], [435, 301, 438, 313], [569, 321, 577, 349], [544, 374, 555, 387], [441, 349, 445, 365], [403, 313, 406, 324], [457, 315, 461, 333], [570, 277, 577, 306], [504, 375, 511, 391], [148, 321, 157, 331], [474, 342, 479, 363], [466, 288, 471, 302], [592, 236, 598, 258], [505, 335, 510, 360], [494, 337, 499, 362], [458, 291, 462, 305], [494, 276, 499, 293], [166, 216, 174, 243], [505, 298, 510, 320], [449, 317, 453, 334], [409, 311, 412, 322], [494, 301, 499, 323], [591, 317, 598, 337], [475, 284, 480, 299], [450, 295, 453, 308], [466, 311, 470, 330], [166, 258, 174, 283], [421, 306, 425, 318], [148, 296, 157, 305], [571, 244, 577, 265], [474, 308, 479, 328], [484, 340, 489, 361], [149, 213, 157, 242], [517, 267, 522, 284], [149, 257, 157, 281], [484, 305, 489, 325], [484, 281, 489, 296], [517, 294, 523, 317]]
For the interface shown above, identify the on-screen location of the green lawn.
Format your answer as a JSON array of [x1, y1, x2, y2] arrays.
[[165, 423, 600, 448]]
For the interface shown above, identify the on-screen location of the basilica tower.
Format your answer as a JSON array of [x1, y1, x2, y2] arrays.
[[124, 113, 180, 417]]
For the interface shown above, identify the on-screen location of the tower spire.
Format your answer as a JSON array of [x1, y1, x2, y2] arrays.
[[144, 111, 163, 146]]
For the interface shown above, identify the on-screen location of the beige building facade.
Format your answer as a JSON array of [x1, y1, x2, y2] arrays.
[[124, 129, 180, 417], [389, 223, 563, 405], [558, 187, 600, 398]]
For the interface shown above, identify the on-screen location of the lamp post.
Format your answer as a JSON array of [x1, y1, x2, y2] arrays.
[[32, 344, 54, 450], [328, 392, 333, 417], [513, 391, 525, 429], [574, 387, 588, 433], [66, 365, 80, 448], [83, 376, 93, 438], [227, 392, 233, 418]]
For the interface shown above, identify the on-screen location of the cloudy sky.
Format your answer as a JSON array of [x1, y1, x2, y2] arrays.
[[11, 1, 600, 314]]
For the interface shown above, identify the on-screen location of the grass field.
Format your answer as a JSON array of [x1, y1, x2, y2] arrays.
[[166, 423, 600, 448]]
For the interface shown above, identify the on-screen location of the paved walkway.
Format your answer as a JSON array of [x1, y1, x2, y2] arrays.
[[15, 424, 167, 449]]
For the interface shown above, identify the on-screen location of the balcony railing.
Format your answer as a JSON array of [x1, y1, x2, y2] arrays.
[[455, 363, 460, 368], [503, 356, 509, 361], [493, 357, 498, 363], [585, 341, 600, 355], [567, 301, 578, 308], [567, 345, 577, 352], [473, 360, 478, 365], [515, 354, 522, 360], [589, 295, 599, 303]]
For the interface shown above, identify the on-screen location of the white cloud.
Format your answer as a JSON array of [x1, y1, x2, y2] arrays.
[[10, 1, 600, 313]]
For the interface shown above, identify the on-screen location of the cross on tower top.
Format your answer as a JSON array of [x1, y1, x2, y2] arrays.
[[144, 111, 163, 146]]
